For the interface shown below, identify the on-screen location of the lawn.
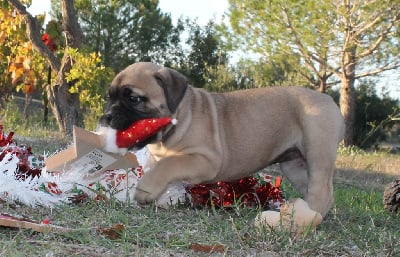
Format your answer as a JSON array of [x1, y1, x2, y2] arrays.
[[0, 134, 399, 256]]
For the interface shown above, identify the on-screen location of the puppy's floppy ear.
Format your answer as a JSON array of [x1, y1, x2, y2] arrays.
[[154, 67, 188, 113]]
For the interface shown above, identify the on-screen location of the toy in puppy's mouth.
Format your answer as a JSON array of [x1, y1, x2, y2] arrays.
[[99, 117, 177, 154]]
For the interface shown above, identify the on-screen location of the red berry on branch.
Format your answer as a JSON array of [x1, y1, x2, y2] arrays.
[[41, 33, 57, 52]]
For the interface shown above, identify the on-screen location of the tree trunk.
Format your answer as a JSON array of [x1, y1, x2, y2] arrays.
[[47, 55, 83, 135], [340, 77, 356, 146], [43, 66, 51, 123], [23, 92, 32, 118], [340, 43, 357, 146], [8, 0, 84, 136], [318, 80, 327, 93], [47, 0, 84, 136]]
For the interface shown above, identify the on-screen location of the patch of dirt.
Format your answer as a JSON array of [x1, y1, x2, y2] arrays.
[[335, 154, 399, 189], [262, 156, 399, 190]]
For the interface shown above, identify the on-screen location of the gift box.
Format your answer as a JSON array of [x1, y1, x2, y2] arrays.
[[45, 126, 138, 174]]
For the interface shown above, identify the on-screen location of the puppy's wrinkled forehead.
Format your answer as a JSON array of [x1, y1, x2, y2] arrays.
[[111, 62, 163, 93]]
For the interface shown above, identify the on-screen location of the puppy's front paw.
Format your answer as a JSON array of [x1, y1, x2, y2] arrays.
[[135, 187, 158, 205], [134, 173, 167, 205]]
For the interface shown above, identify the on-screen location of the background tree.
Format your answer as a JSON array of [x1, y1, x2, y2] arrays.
[[71, 0, 183, 71], [223, 0, 400, 145], [65, 48, 114, 130], [353, 82, 399, 148], [204, 54, 300, 92], [0, 1, 48, 115], [0, 2, 22, 108], [179, 20, 228, 87], [327, 82, 399, 148], [8, 0, 85, 136], [69, 0, 229, 87]]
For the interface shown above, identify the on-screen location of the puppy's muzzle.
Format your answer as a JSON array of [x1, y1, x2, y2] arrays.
[[99, 112, 133, 130], [99, 113, 112, 127], [100, 102, 136, 130]]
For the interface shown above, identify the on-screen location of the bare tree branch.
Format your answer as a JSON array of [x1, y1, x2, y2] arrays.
[[355, 62, 400, 79], [281, 7, 322, 83], [7, 0, 60, 73], [297, 69, 317, 86], [282, 6, 345, 80], [357, 11, 400, 59], [61, 0, 83, 48], [326, 80, 341, 86], [354, 12, 383, 36]]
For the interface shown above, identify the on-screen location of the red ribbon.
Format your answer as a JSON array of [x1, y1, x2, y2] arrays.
[[187, 175, 285, 209]]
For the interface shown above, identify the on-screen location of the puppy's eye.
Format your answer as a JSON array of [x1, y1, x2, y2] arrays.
[[129, 96, 143, 105]]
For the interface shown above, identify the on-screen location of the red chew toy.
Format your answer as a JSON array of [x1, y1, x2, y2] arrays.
[[116, 117, 176, 148]]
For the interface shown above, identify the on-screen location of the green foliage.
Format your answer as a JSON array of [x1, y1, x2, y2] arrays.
[[64, 48, 114, 129], [354, 82, 399, 148], [337, 143, 367, 157], [0, 100, 61, 139], [204, 56, 305, 92], [178, 20, 227, 87], [44, 20, 63, 48], [328, 82, 399, 149], [223, 0, 400, 89], [74, 0, 183, 71], [203, 64, 238, 92], [221, 0, 338, 90]]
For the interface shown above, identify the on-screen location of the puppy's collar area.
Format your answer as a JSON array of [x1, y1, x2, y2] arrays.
[[160, 118, 178, 142]]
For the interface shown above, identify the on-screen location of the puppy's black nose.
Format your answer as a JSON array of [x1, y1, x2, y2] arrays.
[[99, 113, 112, 126]]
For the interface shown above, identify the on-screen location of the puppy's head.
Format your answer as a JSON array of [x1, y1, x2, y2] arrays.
[[99, 62, 187, 146]]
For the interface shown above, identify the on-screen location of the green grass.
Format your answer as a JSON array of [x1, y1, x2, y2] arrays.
[[0, 100, 62, 138], [0, 177, 399, 256]]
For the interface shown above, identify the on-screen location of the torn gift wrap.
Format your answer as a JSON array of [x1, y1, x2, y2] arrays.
[[1, 122, 284, 212], [45, 126, 139, 174], [0, 124, 187, 207]]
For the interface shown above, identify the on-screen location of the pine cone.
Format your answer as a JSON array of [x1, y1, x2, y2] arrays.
[[383, 179, 400, 213]]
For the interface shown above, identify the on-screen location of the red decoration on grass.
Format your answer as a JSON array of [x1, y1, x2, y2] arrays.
[[0, 125, 42, 180], [0, 125, 14, 147], [116, 117, 177, 148], [187, 175, 285, 209]]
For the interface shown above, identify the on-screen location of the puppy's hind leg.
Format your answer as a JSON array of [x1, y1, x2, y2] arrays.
[[303, 140, 339, 218], [279, 157, 308, 197], [280, 147, 336, 218], [301, 102, 344, 218]]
